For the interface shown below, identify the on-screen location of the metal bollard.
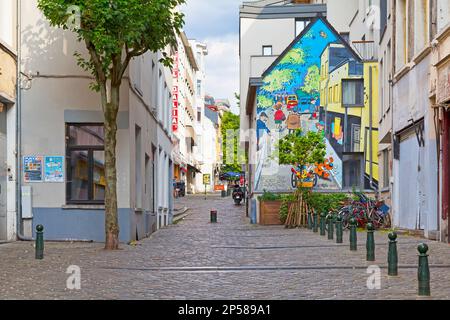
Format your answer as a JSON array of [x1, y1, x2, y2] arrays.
[[210, 210, 217, 223], [307, 211, 313, 230], [35, 224, 44, 260], [327, 214, 334, 240], [336, 215, 343, 243], [320, 212, 326, 236], [349, 218, 357, 251], [366, 222, 375, 261], [388, 232, 398, 276], [313, 211, 318, 233], [417, 243, 430, 296]]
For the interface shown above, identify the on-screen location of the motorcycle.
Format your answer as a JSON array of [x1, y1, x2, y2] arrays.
[[232, 185, 244, 205]]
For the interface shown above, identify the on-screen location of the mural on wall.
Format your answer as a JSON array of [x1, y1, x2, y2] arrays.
[[255, 18, 378, 192]]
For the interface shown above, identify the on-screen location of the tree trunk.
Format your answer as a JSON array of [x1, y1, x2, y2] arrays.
[[104, 85, 120, 250]]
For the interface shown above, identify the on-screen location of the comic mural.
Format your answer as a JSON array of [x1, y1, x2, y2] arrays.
[[255, 18, 379, 192]]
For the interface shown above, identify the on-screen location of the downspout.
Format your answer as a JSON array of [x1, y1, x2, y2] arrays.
[[369, 66, 377, 191], [15, 0, 32, 241]]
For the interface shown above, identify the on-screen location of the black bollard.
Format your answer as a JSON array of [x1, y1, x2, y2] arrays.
[[366, 223, 375, 261], [35, 224, 44, 260], [417, 243, 430, 296], [307, 211, 313, 230], [320, 213, 326, 236], [336, 215, 343, 243], [210, 210, 217, 223], [327, 214, 334, 240], [349, 218, 357, 251], [313, 211, 318, 233], [388, 232, 398, 276]]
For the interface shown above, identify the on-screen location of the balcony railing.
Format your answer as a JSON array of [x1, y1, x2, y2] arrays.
[[352, 40, 378, 61]]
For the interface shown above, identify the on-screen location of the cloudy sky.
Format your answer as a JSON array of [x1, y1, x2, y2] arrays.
[[180, 0, 246, 114]]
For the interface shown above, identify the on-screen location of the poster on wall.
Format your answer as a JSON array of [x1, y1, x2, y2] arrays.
[[23, 156, 43, 182], [44, 156, 64, 182]]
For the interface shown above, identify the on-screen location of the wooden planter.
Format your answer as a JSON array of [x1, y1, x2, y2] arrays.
[[259, 200, 283, 225]]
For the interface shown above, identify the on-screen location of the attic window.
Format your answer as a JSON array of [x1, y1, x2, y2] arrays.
[[262, 45, 272, 56], [295, 18, 310, 36]]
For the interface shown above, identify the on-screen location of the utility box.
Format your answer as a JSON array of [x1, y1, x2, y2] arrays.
[[21, 186, 33, 218]]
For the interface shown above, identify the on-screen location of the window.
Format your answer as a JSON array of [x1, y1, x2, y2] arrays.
[[382, 149, 390, 188], [437, 0, 450, 33], [295, 18, 310, 37], [135, 125, 142, 209], [262, 45, 272, 56], [197, 110, 202, 122], [66, 124, 105, 204], [380, 0, 387, 36], [342, 79, 364, 106], [343, 154, 363, 189], [197, 80, 202, 96]]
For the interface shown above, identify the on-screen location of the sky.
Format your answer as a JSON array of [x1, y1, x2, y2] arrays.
[[180, 0, 246, 115]]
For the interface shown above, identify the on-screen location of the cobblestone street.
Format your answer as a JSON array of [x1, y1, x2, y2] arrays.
[[1, 194, 450, 300]]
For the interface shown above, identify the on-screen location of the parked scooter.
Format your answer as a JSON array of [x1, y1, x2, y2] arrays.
[[232, 184, 244, 205]]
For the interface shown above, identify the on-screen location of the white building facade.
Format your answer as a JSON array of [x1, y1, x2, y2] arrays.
[[16, 0, 174, 242]]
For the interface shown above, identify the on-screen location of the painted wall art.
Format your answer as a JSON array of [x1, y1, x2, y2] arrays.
[[255, 18, 379, 192]]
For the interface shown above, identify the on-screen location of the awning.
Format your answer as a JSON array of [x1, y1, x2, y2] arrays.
[[188, 164, 201, 174]]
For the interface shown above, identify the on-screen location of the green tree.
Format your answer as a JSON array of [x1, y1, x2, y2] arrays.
[[276, 129, 326, 184], [303, 65, 320, 94], [221, 111, 242, 173], [38, 0, 185, 249]]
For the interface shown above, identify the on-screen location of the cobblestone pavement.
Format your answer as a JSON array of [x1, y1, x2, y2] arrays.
[[1, 194, 450, 300]]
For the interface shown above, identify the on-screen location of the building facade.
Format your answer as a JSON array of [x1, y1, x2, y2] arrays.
[[0, 0, 18, 242], [172, 32, 202, 194], [18, 0, 174, 242], [240, 0, 379, 223]]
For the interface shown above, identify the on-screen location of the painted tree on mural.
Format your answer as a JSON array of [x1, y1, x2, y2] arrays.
[[261, 69, 294, 92], [257, 95, 274, 109], [279, 48, 305, 65], [303, 65, 320, 94], [38, 0, 185, 249]]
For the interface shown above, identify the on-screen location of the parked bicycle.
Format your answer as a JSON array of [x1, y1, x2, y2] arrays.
[[337, 192, 391, 230]]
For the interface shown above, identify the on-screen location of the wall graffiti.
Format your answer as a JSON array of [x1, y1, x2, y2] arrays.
[[255, 18, 379, 192]]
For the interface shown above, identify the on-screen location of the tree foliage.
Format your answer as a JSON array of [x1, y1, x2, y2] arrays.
[[276, 129, 326, 168], [221, 111, 243, 173], [38, 0, 184, 89]]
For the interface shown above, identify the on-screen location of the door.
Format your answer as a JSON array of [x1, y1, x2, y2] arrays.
[[0, 108, 7, 240], [398, 133, 425, 230]]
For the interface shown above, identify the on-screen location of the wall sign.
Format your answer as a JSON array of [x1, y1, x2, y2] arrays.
[[44, 156, 64, 182], [172, 51, 179, 132], [23, 156, 43, 182]]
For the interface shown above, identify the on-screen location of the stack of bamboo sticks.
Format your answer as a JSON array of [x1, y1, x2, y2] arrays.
[[284, 189, 309, 228]]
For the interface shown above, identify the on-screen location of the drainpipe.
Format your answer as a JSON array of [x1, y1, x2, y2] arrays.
[[15, 0, 31, 241], [369, 66, 377, 191]]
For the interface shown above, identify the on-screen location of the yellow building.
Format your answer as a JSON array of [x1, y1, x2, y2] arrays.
[[319, 43, 379, 188]]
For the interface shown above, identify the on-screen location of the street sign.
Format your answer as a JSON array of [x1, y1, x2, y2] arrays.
[[240, 175, 245, 186], [203, 174, 211, 185]]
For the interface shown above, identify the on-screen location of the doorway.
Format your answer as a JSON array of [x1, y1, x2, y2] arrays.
[[0, 107, 7, 241]]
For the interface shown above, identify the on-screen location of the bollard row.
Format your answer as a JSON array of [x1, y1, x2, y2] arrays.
[[305, 212, 431, 297]]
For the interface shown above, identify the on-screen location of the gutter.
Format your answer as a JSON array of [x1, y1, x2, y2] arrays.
[[15, 0, 31, 241]]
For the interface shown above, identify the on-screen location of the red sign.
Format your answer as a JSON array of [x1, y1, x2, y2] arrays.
[[172, 52, 179, 132], [240, 175, 245, 186]]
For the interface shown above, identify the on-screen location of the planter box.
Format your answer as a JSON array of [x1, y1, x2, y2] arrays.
[[259, 200, 283, 225]]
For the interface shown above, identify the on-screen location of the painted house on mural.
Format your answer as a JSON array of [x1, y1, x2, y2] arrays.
[[244, 17, 379, 222]]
